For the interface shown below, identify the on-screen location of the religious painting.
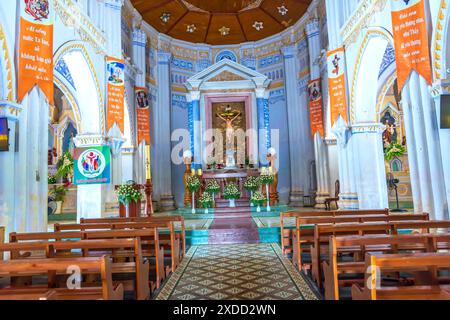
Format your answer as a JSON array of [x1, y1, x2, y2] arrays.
[[212, 102, 246, 167], [381, 111, 398, 150]]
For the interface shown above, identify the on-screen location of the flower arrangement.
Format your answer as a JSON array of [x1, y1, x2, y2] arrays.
[[48, 174, 57, 184], [223, 182, 241, 200], [251, 191, 266, 207], [244, 176, 259, 192], [259, 171, 274, 185], [187, 175, 201, 192], [116, 184, 143, 205], [384, 142, 406, 162], [205, 180, 221, 194], [56, 151, 74, 181], [49, 184, 68, 202], [198, 192, 213, 209]]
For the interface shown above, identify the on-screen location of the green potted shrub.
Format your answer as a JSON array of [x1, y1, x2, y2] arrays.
[[251, 191, 266, 213], [205, 179, 221, 207], [223, 182, 241, 208], [56, 151, 74, 183], [49, 184, 68, 214], [187, 175, 201, 214], [244, 176, 259, 207]]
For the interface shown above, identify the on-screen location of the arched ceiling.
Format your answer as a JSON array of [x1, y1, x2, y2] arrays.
[[131, 0, 312, 45]]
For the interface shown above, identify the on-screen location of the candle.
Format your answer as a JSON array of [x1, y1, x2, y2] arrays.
[[145, 145, 151, 180], [191, 169, 196, 176], [269, 167, 273, 174], [198, 169, 203, 176]]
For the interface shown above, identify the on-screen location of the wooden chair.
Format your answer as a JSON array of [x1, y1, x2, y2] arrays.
[[324, 180, 340, 211], [0, 255, 124, 300], [352, 252, 450, 300]]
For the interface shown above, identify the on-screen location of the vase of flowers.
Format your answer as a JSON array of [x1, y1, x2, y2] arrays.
[[244, 176, 259, 207], [205, 179, 221, 207], [223, 182, 241, 208], [187, 175, 201, 214], [251, 191, 266, 213], [260, 168, 274, 212], [384, 142, 406, 162], [198, 192, 213, 214], [56, 151, 74, 183], [116, 183, 144, 218]]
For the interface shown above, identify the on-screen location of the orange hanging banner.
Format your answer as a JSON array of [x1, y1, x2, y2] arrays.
[[17, 0, 54, 105], [391, 0, 433, 90], [307, 78, 325, 138], [135, 87, 151, 145], [106, 56, 125, 134], [327, 47, 348, 126]]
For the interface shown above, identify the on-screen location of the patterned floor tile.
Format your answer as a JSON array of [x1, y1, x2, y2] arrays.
[[155, 243, 320, 300]]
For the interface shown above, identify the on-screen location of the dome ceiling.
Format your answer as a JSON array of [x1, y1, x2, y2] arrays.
[[131, 0, 312, 45]]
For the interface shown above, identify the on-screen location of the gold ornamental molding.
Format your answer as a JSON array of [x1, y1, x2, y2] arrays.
[[432, 0, 448, 80], [0, 24, 14, 101], [340, 0, 388, 47], [53, 0, 107, 55]]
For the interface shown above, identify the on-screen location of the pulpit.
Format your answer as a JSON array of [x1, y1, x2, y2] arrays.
[[116, 184, 145, 218]]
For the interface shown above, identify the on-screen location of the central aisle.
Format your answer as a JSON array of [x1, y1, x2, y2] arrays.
[[208, 210, 260, 244], [155, 243, 320, 300]]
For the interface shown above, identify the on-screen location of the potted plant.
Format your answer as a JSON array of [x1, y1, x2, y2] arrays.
[[116, 183, 143, 217], [56, 151, 74, 183], [260, 168, 275, 212], [251, 191, 266, 213], [187, 175, 201, 214], [49, 184, 68, 214], [198, 192, 213, 214], [205, 179, 221, 207], [48, 174, 57, 185], [223, 182, 241, 208], [244, 176, 259, 207], [384, 142, 406, 162]]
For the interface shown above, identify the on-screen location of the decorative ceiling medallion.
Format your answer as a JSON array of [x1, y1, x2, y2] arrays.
[[186, 24, 197, 33], [253, 21, 264, 31], [160, 12, 171, 23], [219, 26, 230, 36], [278, 5, 288, 16]]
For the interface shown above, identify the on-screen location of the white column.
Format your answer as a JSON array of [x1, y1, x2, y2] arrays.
[[0, 102, 23, 237], [153, 51, 176, 211], [281, 45, 305, 206], [351, 123, 388, 209], [103, 0, 124, 57]]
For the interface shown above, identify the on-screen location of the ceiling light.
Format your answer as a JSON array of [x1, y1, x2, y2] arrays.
[[278, 5, 288, 16], [186, 24, 197, 33], [219, 26, 230, 36], [253, 21, 264, 31], [160, 12, 171, 23]]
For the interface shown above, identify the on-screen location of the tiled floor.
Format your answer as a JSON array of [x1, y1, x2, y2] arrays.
[[155, 243, 320, 300]]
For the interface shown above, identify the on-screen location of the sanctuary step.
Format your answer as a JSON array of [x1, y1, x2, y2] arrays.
[[215, 198, 251, 208], [208, 209, 260, 244]]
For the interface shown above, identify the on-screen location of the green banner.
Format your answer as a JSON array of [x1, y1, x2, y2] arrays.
[[73, 146, 111, 185]]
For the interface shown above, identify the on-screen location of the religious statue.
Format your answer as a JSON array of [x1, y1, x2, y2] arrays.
[[183, 151, 193, 207], [216, 106, 241, 168], [266, 148, 279, 206]]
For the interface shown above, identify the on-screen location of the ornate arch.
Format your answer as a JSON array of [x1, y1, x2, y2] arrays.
[[53, 41, 105, 133], [350, 27, 394, 123]]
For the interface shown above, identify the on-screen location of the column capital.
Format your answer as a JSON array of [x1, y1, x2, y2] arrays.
[[332, 117, 350, 147], [281, 44, 297, 59], [187, 90, 201, 102], [0, 101, 23, 122], [255, 88, 269, 99], [157, 51, 172, 64], [104, 0, 124, 10], [351, 122, 386, 135], [132, 28, 147, 46], [305, 18, 320, 38]]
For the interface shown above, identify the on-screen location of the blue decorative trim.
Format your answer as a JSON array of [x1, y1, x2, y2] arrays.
[[172, 94, 188, 109], [378, 44, 396, 79], [187, 101, 194, 154], [259, 54, 282, 68], [55, 58, 76, 90], [215, 50, 237, 63], [172, 58, 194, 71], [264, 98, 271, 149], [269, 89, 286, 105]]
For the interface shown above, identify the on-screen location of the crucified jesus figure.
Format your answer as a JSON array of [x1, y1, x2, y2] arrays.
[[216, 111, 241, 143]]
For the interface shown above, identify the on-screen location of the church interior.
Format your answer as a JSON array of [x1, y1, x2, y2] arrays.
[[1, 0, 450, 302]]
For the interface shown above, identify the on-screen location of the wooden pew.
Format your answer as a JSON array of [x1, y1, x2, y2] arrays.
[[0, 255, 123, 300], [80, 215, 186, 257], [352, 252, 450, 300], [292, 213, 429, 270], [0, 238, 150, 299], [82, 228, 166, 289], [280, 209, 390, 255], [323, 232, 450, 300], [54, 220, 181, 273]]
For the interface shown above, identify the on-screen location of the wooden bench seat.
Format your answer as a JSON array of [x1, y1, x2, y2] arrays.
[[0, 256, 123, 300], [54, 220, 182, 273], [351, 252, 450, 300], [323, 232, 450, 300], [280, 209, 390, 255]]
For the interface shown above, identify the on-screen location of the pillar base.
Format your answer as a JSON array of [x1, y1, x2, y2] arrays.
[[159, 195, 176, 212], [338, 193, 359, 210], [289, 191, 304, 207]]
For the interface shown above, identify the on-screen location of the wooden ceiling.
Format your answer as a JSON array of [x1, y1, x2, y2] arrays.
[[131, 0, 312, 45]]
